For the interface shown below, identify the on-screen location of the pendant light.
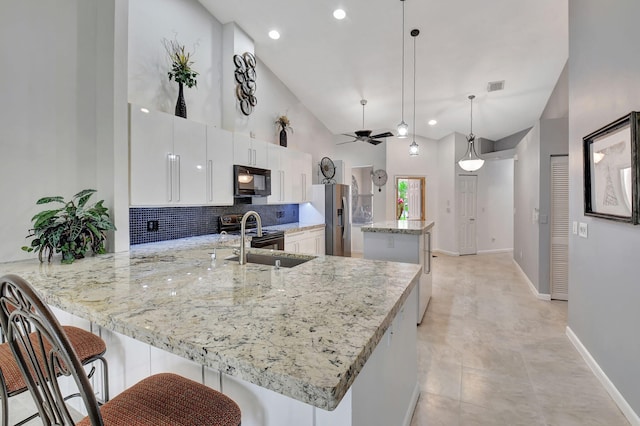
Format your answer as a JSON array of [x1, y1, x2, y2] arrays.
[[408, 29, 419, 156], [457, 95, 484, 171], [397, 0, 408, 138]]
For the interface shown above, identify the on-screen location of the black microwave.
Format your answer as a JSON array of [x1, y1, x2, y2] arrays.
[[234, 165, 271, 197]]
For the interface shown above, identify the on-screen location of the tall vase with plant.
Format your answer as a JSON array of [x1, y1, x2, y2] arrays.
[[21, 189, 116, 264], [275, 115, 292, 147], [163, 38, 198, 119]]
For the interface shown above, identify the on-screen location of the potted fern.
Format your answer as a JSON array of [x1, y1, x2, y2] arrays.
[[22, 189, 116, 264]]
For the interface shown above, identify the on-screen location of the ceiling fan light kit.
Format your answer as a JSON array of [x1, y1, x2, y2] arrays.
[[397, 0, 408, 139], [457, 95, 485, 172]]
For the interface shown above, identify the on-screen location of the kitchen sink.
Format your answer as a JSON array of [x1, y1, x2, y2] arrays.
[[225, 252, 315, 268]]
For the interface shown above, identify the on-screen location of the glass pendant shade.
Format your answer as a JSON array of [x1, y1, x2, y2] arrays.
[[458, 135, 484, 171], [397, 120, 409, 138], [409, 140, 419, 156], [457, 94, 484, 171]]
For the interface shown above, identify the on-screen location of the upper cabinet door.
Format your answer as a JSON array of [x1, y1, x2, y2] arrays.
[[173, 117, 207, 205], [206, 126, 234, 206], [130, 105, 174, 206], [232, 133, 269, 168]]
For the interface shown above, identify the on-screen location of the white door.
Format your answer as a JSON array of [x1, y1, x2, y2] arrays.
[[458, 175, 477, 255], [550, 156, 569, 300], [407, 179, 422, 220]]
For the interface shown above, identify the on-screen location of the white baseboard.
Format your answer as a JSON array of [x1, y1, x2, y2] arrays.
[[432, 249, 459, 256], [566, 327, 640, 426], [477, 248, 514, 255], [512, 259, 551, 300]]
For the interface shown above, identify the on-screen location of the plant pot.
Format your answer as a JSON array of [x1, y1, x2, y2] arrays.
[[175, 82, 187, 118], [279, 128, 287, 147]]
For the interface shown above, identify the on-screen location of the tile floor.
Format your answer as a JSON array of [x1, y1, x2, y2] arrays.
[[3, 252, 630, 425], [410, 252, 629, 426]]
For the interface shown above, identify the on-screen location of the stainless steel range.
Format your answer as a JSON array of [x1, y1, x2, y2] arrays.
[[218, 213, 285, 250]]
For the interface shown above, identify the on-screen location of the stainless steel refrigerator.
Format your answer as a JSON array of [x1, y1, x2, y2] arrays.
[[324, 184, 351, 256]]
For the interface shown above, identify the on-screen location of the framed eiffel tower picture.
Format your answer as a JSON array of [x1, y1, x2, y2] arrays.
[[583, 111, 640, 224]]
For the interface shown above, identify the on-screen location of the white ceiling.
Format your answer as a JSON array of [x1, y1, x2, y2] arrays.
[[199, 0, 568, 142]]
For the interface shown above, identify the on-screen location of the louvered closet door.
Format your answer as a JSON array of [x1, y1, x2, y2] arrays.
[[550, 156, 569, 300]]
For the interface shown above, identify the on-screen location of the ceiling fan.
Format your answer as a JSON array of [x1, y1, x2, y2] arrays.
[[338, 99, 393, 146]]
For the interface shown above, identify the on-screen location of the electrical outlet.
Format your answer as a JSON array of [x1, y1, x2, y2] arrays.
[[276, 211, 284, 219], [147, 220, 159, 232], [578, 222, 588, 238]]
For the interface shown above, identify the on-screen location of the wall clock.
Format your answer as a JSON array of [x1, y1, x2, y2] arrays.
[[371, 169, 388, 192]]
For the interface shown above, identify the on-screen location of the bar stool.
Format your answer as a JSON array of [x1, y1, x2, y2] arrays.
[[0, 316, 109, 425], [0, 274, 241, 426]]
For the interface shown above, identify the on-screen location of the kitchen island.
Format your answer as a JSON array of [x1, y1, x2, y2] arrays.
[[362, 220, 434, 324], [0, 234, 421, 426]]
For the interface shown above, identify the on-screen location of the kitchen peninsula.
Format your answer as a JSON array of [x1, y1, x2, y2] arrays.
[[0, 234, 421, 426], [362, 220, 434, 324]]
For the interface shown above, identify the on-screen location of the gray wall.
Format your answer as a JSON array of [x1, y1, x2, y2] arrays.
[[513, 125, 540, 286], [495, 128, 533, 152], [568, 0, 640, 415], [541, 61, 569, 120]]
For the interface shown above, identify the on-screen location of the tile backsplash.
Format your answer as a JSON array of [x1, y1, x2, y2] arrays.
[[130, 204, 299, 245]]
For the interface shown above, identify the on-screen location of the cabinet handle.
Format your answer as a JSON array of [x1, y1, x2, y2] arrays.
[[175, 155, 181, 201], [252, 149, 257, 165], [167, 153, 173, 202], [247, 148, 252, 165], [208, 160, 213, 202], [424, 232, 431, 274]]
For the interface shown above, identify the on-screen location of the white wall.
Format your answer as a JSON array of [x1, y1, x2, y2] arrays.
[[386, 136, 440, 231], [568, 0, 640, 418], [476, 159, 514, 253], [128, 0, 223, 125], [128, 0, 336, 183], [437, 134, 457, 254], [0, 0, 128, 262]]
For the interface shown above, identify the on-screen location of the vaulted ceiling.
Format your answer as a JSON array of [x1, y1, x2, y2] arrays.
[[199, 0, 568, 142]]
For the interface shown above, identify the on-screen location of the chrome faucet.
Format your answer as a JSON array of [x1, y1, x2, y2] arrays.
[[239, 210, 262, 265]]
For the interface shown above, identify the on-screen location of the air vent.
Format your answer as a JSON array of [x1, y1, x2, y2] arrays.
[[487, 80, 505, 92]]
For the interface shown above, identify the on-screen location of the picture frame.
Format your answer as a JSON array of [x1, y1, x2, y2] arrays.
[[583, 111, 640, 224]]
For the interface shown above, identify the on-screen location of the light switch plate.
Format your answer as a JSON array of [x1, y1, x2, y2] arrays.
[[578, 222, 588, 238], [572, 221, 578, 235]]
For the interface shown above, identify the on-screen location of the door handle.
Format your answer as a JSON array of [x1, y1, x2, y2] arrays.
[[469, 218, 475, 221]]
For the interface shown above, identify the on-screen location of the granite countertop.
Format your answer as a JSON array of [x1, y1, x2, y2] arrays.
[[361, 220, 435, 235], [264, 222, 325, 234], [0, 234, 419, 411]]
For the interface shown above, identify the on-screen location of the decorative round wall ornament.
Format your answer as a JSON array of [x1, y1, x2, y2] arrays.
[[372, 169, 388, 192], [234, 52, 257, 115]]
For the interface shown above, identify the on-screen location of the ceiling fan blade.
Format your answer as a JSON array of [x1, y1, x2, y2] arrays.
[[341, 133, 356, 138], [371, 131, 394, 139], [367, 138, 383, 146], [337, 139, 358, 145]]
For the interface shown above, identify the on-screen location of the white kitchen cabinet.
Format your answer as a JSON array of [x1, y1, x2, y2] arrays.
[[129, 104, 207, 206], [172, 117, 207, 205], [206, 125, 234, 205], [362, 222, 434, 324], [267, 144, 290, 204], [233, 133, 268, 168], [268, 146, 311, 204], [285, 227, 325, 255], [129, 105, 173, 206], [290, 150, 312, 203]]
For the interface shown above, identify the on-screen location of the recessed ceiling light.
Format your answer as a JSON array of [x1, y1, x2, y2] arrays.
[[268, 30, 280, 40], [333, 9, 346, 20], [140, 107, 149, 114], [428, 119, 437, 126]]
